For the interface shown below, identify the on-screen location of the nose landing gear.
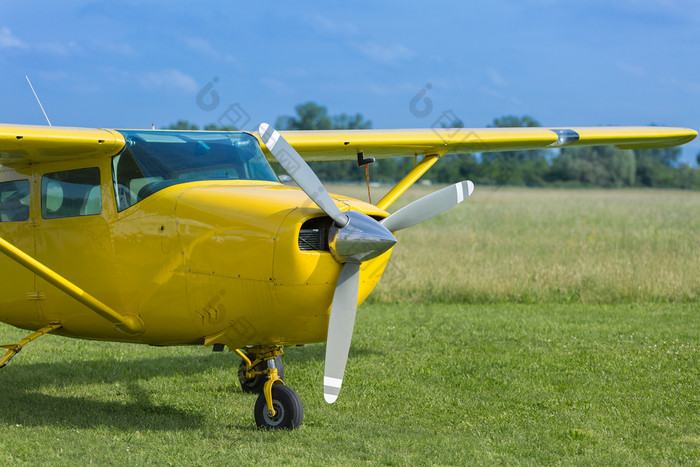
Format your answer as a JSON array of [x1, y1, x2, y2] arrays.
[[237, 350, 284, 393], [235, 346, 304, 430]]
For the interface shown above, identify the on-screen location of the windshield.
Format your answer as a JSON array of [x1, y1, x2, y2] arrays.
[[112, 130, 278, 211]]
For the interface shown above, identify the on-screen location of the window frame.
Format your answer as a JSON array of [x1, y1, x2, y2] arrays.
[[40, 167, 102, 220]]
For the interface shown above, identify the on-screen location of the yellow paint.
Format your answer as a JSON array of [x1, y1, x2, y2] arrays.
[[0, 233, 143, 334], [376, 154, 441, 210], [0, 124, 125, 163], [0, 123, 695, 359], [263, 366, 283, 417], [0, 148, 393, 350], [254, 126, 697, 162]]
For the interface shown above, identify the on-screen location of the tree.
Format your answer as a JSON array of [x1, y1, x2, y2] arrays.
[[275, 102, 333, 130], [275, 102, 372, 131], [550, 146, 636, 187], [332, 113, 372, 130], [673, 164, 700, 189], [429, 118, 482, 183], [273, 102, 374, 182], [204, 123, 237, 131], [633, 146, 681, 187], [480, 115, 549, 185], [489, 115, 540, 128], [431, 154, 480, 183], [163, 121, 237, 131], [164, 120, 199, 130]]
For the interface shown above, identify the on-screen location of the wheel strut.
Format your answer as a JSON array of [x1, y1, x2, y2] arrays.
[[263, 364, 282, 417], [235, 346, 285, 417]]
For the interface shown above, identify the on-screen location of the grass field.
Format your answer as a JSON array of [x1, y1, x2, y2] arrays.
[[0, 186, 698, 465], [355, 185, 700, 305]]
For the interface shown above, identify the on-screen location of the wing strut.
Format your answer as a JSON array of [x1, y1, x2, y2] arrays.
[[0, 235, 144, 335], [375, 154, 441, 210]]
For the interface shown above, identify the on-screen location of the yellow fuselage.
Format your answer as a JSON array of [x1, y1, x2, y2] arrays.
[[0, 157, 392, 349]]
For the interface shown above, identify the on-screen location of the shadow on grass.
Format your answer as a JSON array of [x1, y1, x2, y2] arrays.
[[0, 343, 381, 431], [0, 353, 239, 431], [1, 352, 232, 387], [2, 390, 205, 431]]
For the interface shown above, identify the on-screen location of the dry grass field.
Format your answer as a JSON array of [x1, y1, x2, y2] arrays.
[[329, 184, 700, 305]]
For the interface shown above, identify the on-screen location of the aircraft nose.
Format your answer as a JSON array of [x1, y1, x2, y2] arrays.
[[328, 211, 397, 264]]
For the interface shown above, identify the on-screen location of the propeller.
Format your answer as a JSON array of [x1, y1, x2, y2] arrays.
[[259, 123, 348, 228], [258, 123, 474, 404], [381, 181, 474, 232]]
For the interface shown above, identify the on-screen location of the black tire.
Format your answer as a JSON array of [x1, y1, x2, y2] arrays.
[[238, 353, 284, 393], [254, 385, 304, 430]]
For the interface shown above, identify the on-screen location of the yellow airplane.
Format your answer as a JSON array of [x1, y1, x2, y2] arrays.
[[0, 122, 695, 429]]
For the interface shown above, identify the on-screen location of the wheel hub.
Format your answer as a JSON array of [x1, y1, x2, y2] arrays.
[[263, 400, 285, 426]]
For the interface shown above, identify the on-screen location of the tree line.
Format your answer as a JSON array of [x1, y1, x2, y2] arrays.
[[167, 102, 700, 189]]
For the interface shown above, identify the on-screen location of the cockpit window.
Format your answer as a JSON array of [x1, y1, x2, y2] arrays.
[[112, 130, 278, 211], [0, 180, 30, 222]]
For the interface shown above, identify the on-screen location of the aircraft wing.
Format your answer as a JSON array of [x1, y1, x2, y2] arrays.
[[258, 126, 697, 162], [0, 123, 695, 164], [0, 124, 125, 163]]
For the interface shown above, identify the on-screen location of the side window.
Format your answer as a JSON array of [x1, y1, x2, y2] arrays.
[[41, 167, 102, 219], [0, 180, 30, 222]]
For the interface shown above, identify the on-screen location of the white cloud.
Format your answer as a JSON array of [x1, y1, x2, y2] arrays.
[[37, 70, 72, 82], [35, 41, 80, 56], [185, 37, 237, 64], [138, 69, 198, 93], [185, 37, 218, 58], [487, 67, 507, 87], [304, 14, 359, 36], [353, 41, 416, 64], [616, 61, 646, 78], [0, 27, 82, 56], [0, 27, 28, 49], [92, 40, 137, 57], [368, 82, 419, 96], [274, 67, 308, 79], [481, 86, 522, 106], [662, 76, 700, 95], [261, 77, 291, 94]]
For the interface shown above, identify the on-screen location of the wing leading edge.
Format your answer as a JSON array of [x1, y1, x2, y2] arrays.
[[260, 126, 697, 162]]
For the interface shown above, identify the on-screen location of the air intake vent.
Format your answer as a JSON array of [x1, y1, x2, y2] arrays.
[[298, 217, 332, 251]]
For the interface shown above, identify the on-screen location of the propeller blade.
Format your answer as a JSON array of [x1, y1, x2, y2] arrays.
[[323, 262, 361, 403], [380, 180, 474, 232], [259, 123, 349, 227]]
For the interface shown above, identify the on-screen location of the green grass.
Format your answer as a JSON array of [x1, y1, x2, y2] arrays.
[[0, 303, 697, 465], [0, 186, 698, 465]]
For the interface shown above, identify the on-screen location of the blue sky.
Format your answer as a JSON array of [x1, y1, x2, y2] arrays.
[[1, 0, 699, 163]]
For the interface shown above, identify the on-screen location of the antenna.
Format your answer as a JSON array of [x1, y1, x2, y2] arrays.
[[25, 75, 52, 126]]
